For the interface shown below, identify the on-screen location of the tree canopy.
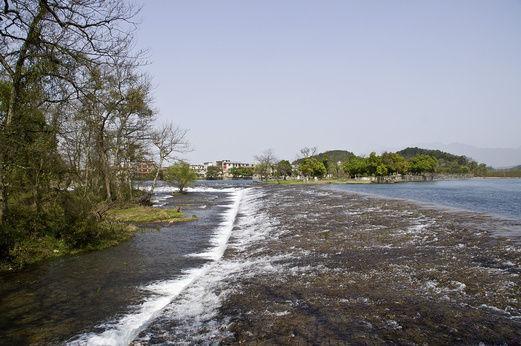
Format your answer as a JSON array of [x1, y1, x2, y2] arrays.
[[0, 1, 190, 266], [164, 162, 197, 193], [228, 166, 254, 178], [276, 160, 293, 179], [299, 158, 327, 178]]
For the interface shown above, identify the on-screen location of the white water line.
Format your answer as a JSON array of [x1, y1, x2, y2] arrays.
[[68, 189, 245, 346]]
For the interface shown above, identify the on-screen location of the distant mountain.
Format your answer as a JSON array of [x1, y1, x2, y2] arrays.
[[495, 164, 521, 171], [294, 150, 355, 164], [416, 143, 521, 168]]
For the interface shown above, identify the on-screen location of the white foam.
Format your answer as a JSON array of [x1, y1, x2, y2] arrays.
[[133, 189, 288, 343], [191, 190, 243, 261], [137, 184, 241, 194], [68, 189, 246, 346], [70, 267, 207, 346]]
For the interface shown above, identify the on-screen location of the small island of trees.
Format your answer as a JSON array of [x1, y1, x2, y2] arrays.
[[248, 147, 493, 182]]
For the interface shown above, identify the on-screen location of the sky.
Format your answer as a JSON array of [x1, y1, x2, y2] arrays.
[[135, 0, 521, 164]]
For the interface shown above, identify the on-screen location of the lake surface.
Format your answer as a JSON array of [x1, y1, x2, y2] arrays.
[[326, 178, 521, 220]]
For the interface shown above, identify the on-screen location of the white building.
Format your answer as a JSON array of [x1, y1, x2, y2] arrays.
[[216, 160, 254, 174], [190, 164, 207, 177], [190, 160, 254, 178]]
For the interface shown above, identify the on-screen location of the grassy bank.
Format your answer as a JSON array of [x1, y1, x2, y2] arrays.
[[106, 206, 196, 223], [2, 222, 137, 272], [1, 205, 195, 272]]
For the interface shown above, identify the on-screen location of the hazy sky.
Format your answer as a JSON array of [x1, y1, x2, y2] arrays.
[[136, 1, 521, 163]]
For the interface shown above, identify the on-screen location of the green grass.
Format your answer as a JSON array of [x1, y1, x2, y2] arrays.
[[1, 206, 196, 272], [106, 206, 196, 223], [2, 222, 137, 271]]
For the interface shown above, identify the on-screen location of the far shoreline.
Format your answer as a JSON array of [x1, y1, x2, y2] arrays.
[[322, 180, 521, 232]]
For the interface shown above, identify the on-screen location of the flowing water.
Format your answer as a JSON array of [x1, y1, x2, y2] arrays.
[[1, 178, 520, 345], [326, 178, 521, 221], [0, 180, 257, 345]]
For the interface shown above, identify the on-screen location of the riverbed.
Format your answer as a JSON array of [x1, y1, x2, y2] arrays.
[[135, 183, 521, 344], [1, 180, 520, 344]]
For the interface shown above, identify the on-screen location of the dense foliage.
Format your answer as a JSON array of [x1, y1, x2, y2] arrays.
[[228, 166, 254, 178], [0, 1, 186, 268], [398, 147, 488, 175], [205, 166, 222, 180], [294, 150, 355, 166], [164, 162, 197, 193], [299, 158, 327, 178], [275, 160, 293, 179]]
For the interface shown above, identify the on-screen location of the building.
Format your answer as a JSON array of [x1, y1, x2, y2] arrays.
[[190, 164, 207, 177], [189, 160, 255, 179], [216, 160, 255, 177], [203, 161, 216, 169], [134, 160, 157, 177]]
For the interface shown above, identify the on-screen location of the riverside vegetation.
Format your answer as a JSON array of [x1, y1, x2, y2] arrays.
[[0, 1, 192, 271], [245, 147, 493, 183]]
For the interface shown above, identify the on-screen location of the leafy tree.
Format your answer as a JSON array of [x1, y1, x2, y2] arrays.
[[299, 158, 326, 178], [398, 147, 477, 174], [228, 167, 240, 178], [294, 149, 355, 167], [410, 155, 438, 174], [0, 0, 199, 267], [320, 156, 330, 173], [375, 164, 388, 177], [164, 162, 197, 193], [276, 160, 292, 180], [206, 166, 221, 180], [366, 152, 382, 176], [342, 156, 368, 177], [229, 166, 254, 178], [241, 167, 254, 177], [381, 152, 409, 175]]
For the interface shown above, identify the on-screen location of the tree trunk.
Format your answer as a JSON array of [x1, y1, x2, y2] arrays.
[[102, 157, 112, 201], [1, 3, 47, 224], [98, 138, 112, 201], [0, 178, 8, 224], [6, 2, 47, 126], [151, 157, 163, 195]]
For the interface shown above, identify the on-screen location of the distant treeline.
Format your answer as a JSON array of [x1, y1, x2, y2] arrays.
[[288, 147, 490, 179], [485, 166, 521, 178]]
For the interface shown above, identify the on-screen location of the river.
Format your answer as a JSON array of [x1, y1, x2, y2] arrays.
[[0, 178, 520, 344], [326, 178, 521, 221], [0, 180, 256, 345]]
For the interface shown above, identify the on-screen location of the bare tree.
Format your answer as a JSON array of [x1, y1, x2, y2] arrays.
[[0, 0, 140, 220], [150, 122, 190, 194], [254, 149, 277, 180], [300, 146, 318, 159], [41, 56, 146, 202], [0, 0, 140, 126]]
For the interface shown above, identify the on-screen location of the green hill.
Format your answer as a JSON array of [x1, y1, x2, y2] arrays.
[[397, 147, 470, 165], [397, 147, 488, 175], [294, 150, 355, 164]]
